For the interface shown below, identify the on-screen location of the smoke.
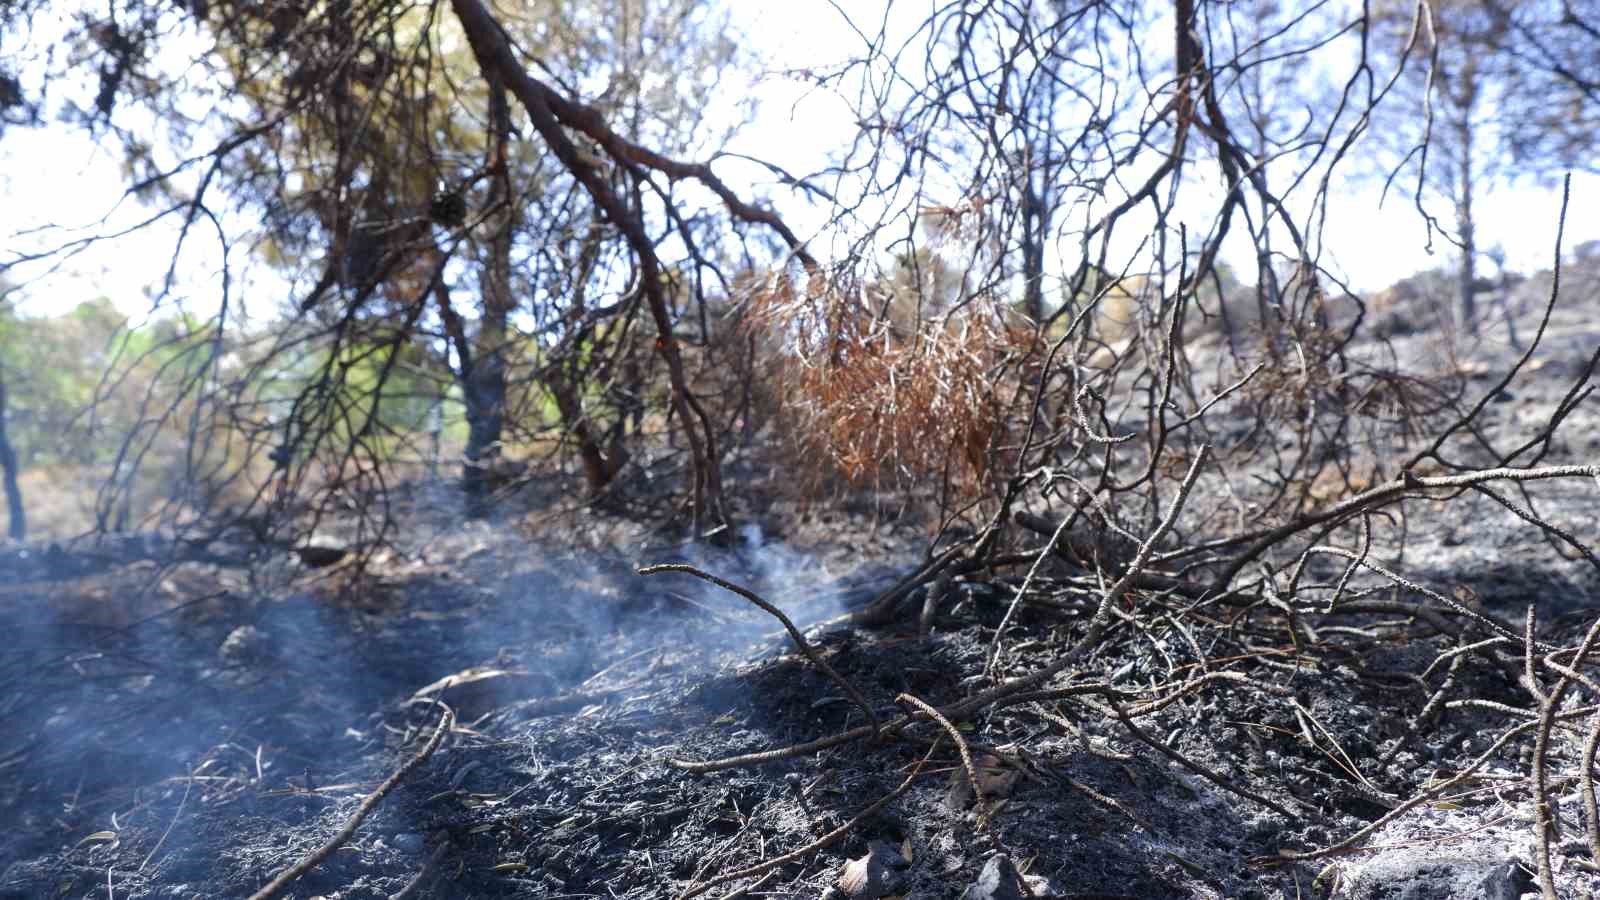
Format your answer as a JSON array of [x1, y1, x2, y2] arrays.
[[0, 476, 915, 895]]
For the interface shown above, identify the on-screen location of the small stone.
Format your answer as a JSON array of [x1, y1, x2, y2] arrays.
[[961, 854, 1026, 900], [836, 840, 910, 898], [219, 625, 268, 662], [1022, 872, 1067, 897]]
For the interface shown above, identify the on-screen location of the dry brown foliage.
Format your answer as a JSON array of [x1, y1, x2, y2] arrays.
[[744, 272, 1037, 498]]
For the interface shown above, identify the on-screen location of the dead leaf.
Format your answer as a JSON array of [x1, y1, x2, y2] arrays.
[[836, 839, 910, 898]]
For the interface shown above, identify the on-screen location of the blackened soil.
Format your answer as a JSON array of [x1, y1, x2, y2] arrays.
[[0, 526, 1583, 900]]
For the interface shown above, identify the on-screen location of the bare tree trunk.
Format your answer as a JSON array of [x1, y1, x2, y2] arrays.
[[451, 0, 756, 534], [1020, 177, 1045, 323], [1021, 72, 1062, 325], [462, 78, 517, 514], [1456, 146, 1477, 337], [0, 370, 24, 541], [547, 367, 628, 494], [1453, 93, 1479, 337], [461, 349, 506, 502]]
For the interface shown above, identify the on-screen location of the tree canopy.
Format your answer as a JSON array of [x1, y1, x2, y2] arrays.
[[1, 0, 1597, 547]]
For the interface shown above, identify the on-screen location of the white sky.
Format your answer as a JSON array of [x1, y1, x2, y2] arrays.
[[733, 2, 1600, 294], [2, 1, 1597, 321]]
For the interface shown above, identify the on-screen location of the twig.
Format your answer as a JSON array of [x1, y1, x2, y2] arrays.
[[669, 724, 881, 773], [671, 448, 1212, 774], [1210, 463, 1600, 601], [988, 511, 1078, 677], [639, 563, 880, 732], [1306, 545, 1558, 650], [388, 840, 452, 900], [1273, 719, 1540, 863], [945, 444, 1212, 721], [673, 737, 943, 900], [1380, 650, 1464, 768], [1528, 612, 1600, 900], [897, 692, 980, 811], [719, 870, 778, 900], [1583, 690, 1600, 871], [139, 769, 194, 872], [1401, 174, 1573, 475], [247, 704, 454, 900], [844, 543, 968, 628], [1106, 700, 1299, 820]]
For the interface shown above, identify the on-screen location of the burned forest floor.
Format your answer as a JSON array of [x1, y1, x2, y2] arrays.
[[5, 296, 1600, 900]]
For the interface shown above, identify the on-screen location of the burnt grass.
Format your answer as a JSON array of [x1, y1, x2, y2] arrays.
[[0, 528, 1338, 900], [3, 299, 1600, 899]]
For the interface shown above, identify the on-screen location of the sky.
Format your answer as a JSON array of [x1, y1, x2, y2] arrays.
[[2, 0, 1598, 322], [731, 1, 1600, 295]]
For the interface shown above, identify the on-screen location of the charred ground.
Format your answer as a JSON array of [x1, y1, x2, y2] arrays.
[[3, 291, 1600, 899]]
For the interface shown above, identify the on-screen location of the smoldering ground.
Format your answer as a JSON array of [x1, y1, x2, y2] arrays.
[[0, 483, 917, 898]]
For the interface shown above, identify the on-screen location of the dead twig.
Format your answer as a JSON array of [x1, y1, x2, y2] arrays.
[[1527, 612, 1600, 899], [1269, 719, 1540, 864], [639, 563, 881, 732], [139, 769, 193, 873], [387, 840, 452, 900], [669, 724, 881, 774], [1104, 699, 1300, 820], [672, 737, 943, 900], [896, 692, 981, 814], [247, 703, 455, 900], [673, 449, 1211, 778]]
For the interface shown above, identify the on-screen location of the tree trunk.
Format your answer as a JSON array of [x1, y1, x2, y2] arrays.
[[1019, 74, 1059, 325], [1020, 176, 1045, 323], [1453, 82, 1479, 337], [461, 349, 506, 504], [461, 78, 517, 514], [1456, 139, 1478, 337], [547, 367, 628, 494], [450, 0, 734, 534], [0, 370, 24, 541], [429, 262, 509, 510]]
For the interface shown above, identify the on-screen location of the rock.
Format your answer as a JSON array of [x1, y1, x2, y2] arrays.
[[1022, 872, 1067, 897], [834, 840, 910, 898], [219, 625, 268, 662], [1339, 853, 1533, 900], [961, 854, 1025, 900]]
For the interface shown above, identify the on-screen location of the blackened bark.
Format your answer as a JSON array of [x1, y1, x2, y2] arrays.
[[428, 246, 507, 510], [461, 76, 516, 515], [0, 370, 24, 541], [1020, 180, 1045, 323], [461, 350, 506, 506], [1456, 122, 1478, 336], [547, 367, 628, 494]]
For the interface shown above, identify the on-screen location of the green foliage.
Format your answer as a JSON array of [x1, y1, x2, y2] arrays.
[[0, 300, 457, 475], [249, 331, 454, 466], [0, 298, 142, 467]]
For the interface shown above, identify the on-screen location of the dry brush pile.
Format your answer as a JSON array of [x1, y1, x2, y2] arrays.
[[666, 201, 1600, 898]]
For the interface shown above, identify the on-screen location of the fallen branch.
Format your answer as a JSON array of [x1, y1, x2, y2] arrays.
[[639, 563, 880, 732], [247, 704, 455, 900]]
